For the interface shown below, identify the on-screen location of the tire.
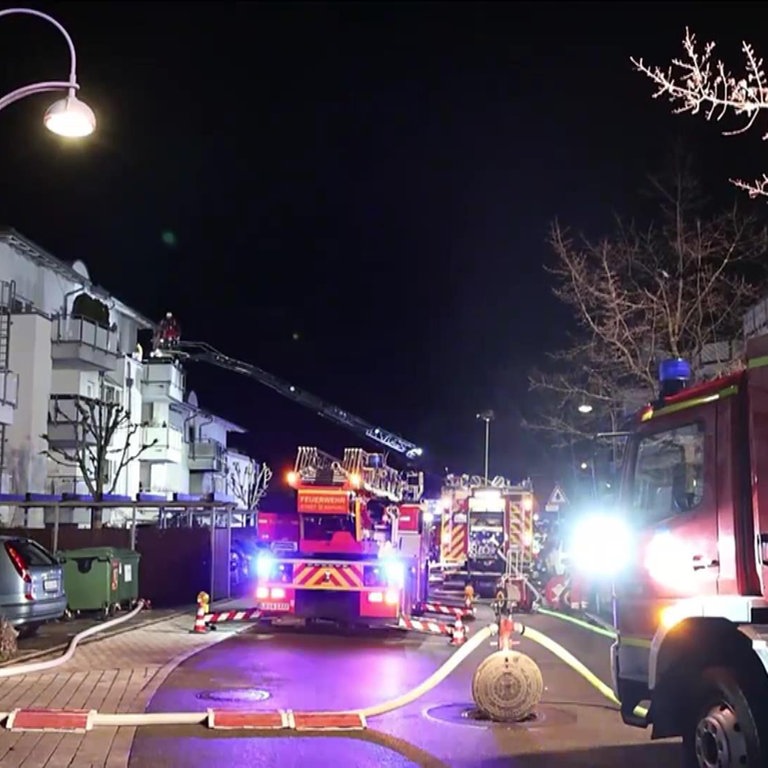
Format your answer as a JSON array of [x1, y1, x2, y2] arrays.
[[682, 666, 768, 768], [17, 624, 40, 639]]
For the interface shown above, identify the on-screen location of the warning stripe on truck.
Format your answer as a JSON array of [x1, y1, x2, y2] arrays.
[[293, 563, 364, 590]]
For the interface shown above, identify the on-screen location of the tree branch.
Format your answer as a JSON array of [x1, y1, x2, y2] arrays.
[[633, 29, 768, 197]]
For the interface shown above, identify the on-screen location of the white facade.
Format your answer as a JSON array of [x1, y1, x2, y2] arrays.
[[0, 229, 260, 526]]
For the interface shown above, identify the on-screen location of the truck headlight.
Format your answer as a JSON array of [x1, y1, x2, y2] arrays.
[[255, 553, 275, 579], [569, 514, 631, 577], [384, 560, 404, 586]]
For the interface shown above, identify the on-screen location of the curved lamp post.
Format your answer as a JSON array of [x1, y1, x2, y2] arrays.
[[0, 7, 96, 137]]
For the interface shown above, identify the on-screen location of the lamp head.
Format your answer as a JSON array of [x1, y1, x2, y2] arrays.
[[44, 94, 96, 138]]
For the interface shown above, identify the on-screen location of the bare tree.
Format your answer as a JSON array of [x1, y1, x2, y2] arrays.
[[229, 460, 273, 512], [633, 29, 768, 198], [41, 374, 156, 528], [528, 170, 766, 442]]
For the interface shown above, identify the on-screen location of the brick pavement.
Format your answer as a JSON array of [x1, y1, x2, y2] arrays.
[[0, 614, 245, 768]]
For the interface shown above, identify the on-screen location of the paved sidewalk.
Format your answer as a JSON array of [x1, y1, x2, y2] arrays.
[[0, 613, 244, 768]]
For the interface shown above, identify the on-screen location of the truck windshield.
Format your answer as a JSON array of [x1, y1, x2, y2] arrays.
[[301, 514, 356, 542], [631, 422, 705, 524]]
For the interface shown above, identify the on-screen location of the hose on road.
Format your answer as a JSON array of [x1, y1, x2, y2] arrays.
[[356, 625, 493, 718], [534, 607, 617, 639], [1, 614, 648, 731], [519, 623, 649, 720], [0, 600, 147, 679]]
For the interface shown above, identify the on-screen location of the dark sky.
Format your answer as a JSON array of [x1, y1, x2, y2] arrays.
[[0, 1, 762, 498]]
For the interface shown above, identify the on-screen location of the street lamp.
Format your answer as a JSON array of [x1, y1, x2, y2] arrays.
[[577, 403, 593, 414], [476, 409, 495, 484], [0, 7, 96, 137]]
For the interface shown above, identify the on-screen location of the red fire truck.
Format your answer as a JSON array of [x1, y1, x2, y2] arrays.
[[568, 334, 768, 767], [437, 475, 535, 599], [254, 446, 430, 627]]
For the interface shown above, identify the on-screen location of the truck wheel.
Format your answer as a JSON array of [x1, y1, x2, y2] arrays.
[[683, 666, 767, 768]]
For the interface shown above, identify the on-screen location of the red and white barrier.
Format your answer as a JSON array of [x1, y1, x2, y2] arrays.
[[396, 616, 453, 635], [415, 602, 474, 619], [205, 609, 263, 625]]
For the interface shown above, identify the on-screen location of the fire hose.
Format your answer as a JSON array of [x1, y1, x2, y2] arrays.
[[0, 610, 646, 729], [0, 600, 147, 679]]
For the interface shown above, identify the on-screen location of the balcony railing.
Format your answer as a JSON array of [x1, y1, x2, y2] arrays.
[[0, 369, 18, 407], [187, 439, 226, 472], [141, 424, 184, 463], [52, 316, 119, 352], [47, 395, 100, 446]]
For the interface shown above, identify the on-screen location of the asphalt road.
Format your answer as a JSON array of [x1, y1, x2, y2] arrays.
[[128, 602, 683, 768]]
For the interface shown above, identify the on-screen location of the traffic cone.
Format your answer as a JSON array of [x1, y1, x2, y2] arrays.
[[450, 617, 466, 646], [192, 604, 208, 634], [464, 595, 475, 616]]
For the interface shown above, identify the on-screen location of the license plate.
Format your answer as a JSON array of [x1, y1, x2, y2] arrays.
[[260, 602, 290, 612], [43, 579, 59, 592]]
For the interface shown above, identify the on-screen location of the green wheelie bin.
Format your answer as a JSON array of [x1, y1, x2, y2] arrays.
[[114, 548, 141, 608], [58, 546, 121, 616]]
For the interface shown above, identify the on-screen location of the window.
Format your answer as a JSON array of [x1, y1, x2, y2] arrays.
[[10, 539, 58, 567], [301, 514, 356, 542], [632, 422, 705, 524]]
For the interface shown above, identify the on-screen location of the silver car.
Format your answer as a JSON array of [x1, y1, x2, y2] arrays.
[[0, 536, 67, 636]]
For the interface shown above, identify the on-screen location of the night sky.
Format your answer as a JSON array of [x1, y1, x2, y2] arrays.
[[0, 1, 762, 503]]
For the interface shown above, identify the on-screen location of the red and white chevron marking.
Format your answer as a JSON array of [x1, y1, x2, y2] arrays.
[[204, 609, 262, 624], [6, 708, 95, 732], [397, 616, 452, 635], [417, 602, 474, 618]]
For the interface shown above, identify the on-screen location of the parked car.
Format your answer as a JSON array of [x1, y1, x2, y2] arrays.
[[0, 536, 67, 637]]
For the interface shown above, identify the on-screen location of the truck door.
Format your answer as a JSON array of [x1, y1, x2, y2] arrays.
[[626, 404, 720, 618]]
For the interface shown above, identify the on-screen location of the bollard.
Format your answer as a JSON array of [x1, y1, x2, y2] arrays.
[[450, 617, 466, 646], [192, 591, 210, 634]]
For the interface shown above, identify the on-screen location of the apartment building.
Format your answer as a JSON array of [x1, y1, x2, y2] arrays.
[[0, 229, 262, 526]]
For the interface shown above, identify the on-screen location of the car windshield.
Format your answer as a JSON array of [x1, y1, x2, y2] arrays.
[[9, 539, 58, 567]]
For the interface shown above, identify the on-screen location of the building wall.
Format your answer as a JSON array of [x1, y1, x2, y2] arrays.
[[5, 312, 52, 495], [1, 234, 259, 524]]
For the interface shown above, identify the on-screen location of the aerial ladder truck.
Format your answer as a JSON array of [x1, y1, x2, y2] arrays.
[[253, 446, 431, 627], [148, 314, 424, 460]]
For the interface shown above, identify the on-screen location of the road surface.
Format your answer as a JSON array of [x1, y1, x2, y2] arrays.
[[129, 606, 682, 767]]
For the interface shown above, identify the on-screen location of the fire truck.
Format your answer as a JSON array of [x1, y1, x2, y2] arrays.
[[253, 446, 430, 627], [568, 332, 768, 767], [438, 474, 535, 599]]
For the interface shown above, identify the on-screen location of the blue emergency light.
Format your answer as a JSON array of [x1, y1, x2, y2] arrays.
[[658, 358, 692, 397]]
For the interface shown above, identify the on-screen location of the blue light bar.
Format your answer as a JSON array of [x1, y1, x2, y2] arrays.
[[659, 358, 692, 383]]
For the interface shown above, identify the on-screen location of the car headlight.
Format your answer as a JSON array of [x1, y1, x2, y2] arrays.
[[569, 514, 632, 577], [255, 553, 275, 579]]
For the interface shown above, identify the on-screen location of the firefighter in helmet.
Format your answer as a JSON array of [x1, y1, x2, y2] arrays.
[[155, 312, 181, 351]]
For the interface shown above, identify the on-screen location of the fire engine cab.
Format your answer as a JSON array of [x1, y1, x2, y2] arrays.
[[569, 328, 768, 767], [254, 446, 429, 627]]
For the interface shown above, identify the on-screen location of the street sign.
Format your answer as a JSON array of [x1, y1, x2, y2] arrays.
[[547, 484, 569, 507]]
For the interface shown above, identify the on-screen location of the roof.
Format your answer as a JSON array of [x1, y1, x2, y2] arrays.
[[0, 228, 156, 330]]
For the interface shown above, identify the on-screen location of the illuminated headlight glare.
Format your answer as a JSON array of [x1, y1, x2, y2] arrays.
[[384, 560, 404, 586], [569, 515, 632, 577], [255, 554, 275, 579]]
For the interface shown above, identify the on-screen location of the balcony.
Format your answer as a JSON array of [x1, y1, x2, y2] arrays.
[[47, 395, 100, 449], [187, 439, 225, 472], [142, 360, 185, 403], [0, 369, 18, 426], [51, 316, 120, 371], [141, 424, 184, 464], [189, 472, 231, 497]]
